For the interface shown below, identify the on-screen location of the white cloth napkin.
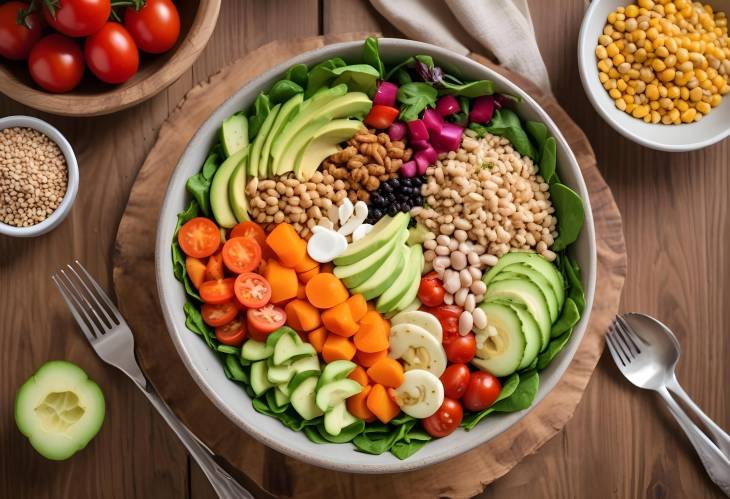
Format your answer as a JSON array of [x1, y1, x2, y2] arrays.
[[369, 0, 552, 94]]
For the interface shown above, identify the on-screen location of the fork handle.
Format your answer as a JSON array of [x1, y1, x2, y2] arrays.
[[136, 382, 253, 499], [667, 375, 730, 459], [657, 386, 730, 496]]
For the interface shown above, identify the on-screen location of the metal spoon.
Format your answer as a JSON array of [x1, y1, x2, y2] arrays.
[[606, 313, 730, 496]]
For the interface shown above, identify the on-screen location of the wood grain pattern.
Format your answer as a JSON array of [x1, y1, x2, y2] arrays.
[[1, 1, 728, 498], [0, 0, 221, 117]]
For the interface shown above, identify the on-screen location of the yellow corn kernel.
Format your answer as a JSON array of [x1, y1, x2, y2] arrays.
[[676, 47, 689, 62], [667, 85, 681, 98], [615, 20, 627, 32], [599, 71, 610, 83], [656, 46, 670, 58], [616, 97, 628, 111], [689, 86, 703, 101], [617, 79, 628, 91], [626, 103, 637, 113], [647, 27, 659, 40], [713, 76, 726, 88], [700, 79, 713, 90], [613, 54, 626, 65], [652, 59, 667, 71], [675, 99, 689, 111], [651, 110, 662, 123], [645, 83, 660, 99], [626, 4, 639, 17], [669, 108, 680, 121], [696, 101, 711, 114], [609, 68, 620, 78], [650, 100, 661, 110], [660, 68, 676, 81], [598, 60, 612, 73], [659, 97, 674, 109], [695, 68, 708, 81], [608, 12, 618, 24], [607, 43, 620, 58], [680, 107, 697, 122], [625, 94, 635, 104], [638, 0, 654, 8], [609, 88, 622, 99], [710, 94, 722, 106], [680, 86, 690, 100], [632, 105, 650, 118]]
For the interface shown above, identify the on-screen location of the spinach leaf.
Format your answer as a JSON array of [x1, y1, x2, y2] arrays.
[[475, 109, 538, 159], [395, 68, 412, 85], [276, 409, 321, 432], [397, 82, 438, 122], [390, 414, 416, 426], [462, 371, 539, 431], [305, 57, 346, 98], [174, 199, 199, 234], [171, 201, 202, 301], [363, 36, 385, 78], [304, 426, 328, 444], [551, 297, 580, 338], [185, 151, 221, 216], [537, 328, 573, 369], [550, 183, 584, 251], [539, 137, 558, 184], [330, 64, 380, 94], [450, 96, 470, 126], [264, 390, 289, 414], [353, 425, 403, 455], [269, 79, 303, 105], [225, 354, 249, 383], [391, 439, 429, 460], [497, 373, 521, 402], [526, 121, 549, 150], [439, 79, 494, 98], [218, 344, 241, 355], [316, 420, 366, 443], [384, 54, 434, 81], [285, 63, 309, 88], [563, 254, 585, 313], [247, 93, 271, 140], [184, 302, 216, 349]]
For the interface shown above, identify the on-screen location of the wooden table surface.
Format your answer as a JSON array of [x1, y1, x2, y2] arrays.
[[1, 1, 728, 498]]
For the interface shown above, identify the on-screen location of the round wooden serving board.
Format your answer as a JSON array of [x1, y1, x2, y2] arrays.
[[112, 33, 627, 498]]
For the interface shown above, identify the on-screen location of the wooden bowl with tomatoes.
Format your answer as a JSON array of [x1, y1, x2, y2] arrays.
[[0, 0, 220, 116]]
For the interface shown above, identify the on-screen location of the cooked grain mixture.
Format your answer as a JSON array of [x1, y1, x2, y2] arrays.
[[0, 127, 68, 227]]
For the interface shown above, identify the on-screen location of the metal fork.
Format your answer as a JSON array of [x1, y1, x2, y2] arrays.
[[52, 261, 252, 499], [606, 313, 730, 496]]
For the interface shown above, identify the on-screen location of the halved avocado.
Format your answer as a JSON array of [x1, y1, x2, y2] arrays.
[[485, 279, 552, 350], [491, 263, 559, 322], [210, 146, 249, 228], [15, 361, 105, 461], [484, 252, 565, 310], [294, 119, 365, 181], [471, 303, 526, 377], [334, 213, 410, 266]]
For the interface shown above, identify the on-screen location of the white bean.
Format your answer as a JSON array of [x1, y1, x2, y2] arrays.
[[480, 254, 499, 267], [433, 256, 450, 272], [458, 242, 472, 254], [458, 311, 474, 335], [451, 251, 467, 270], [436, 235, 450, 246], [443, 293, 454, 305], [448, 238, 459, 251], [435, 245, 450, 256], [455, 287, 469, 306], [444, 272, 461, 294], [468, 266, 482, 281], [423, 239, 437, 250], [473, 307, 487, 329], [459, 269, 473, 287], [464, 293, 476, 312], [470, 280, 486, 295], [454, 229, 468, 242], [467, 252, 481, 266]]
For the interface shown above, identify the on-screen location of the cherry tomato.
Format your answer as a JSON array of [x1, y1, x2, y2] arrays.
[[201, 300, 238, 327], [234, 272, 271, 308], [444, 333, 476, 363], [215, 315, 246, 346], [178, 217, 220, 258], [28, 34, 85, 93], [462, 371, 501, 412], [418, 272, 445, 307], [204, 252, 224, 281], [230, 221, 272, 258], [199, 278, 235, 305], [43, 0, 110, 37], [246, 304, 286, 342], [85, 22, 139, 84], [123, 0, 180, 54], [423, 305, 463, 342], [440, 363, 471, 400], [364, 105, 399, 129], [222, 237, 261, 274], [422, 398, 463, 438], [0, 2, 43, 60]]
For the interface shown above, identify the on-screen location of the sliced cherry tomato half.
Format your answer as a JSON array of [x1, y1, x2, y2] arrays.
[[423, 305, 463, 342], [462, 371, 501, 412], [201, 300, 238, 327], [422, 398, 463, 438], [246, 304, 286, 342], [178, 217, 220, 258], [229, 221, 271, 257], [444, 333, 476, 363], [364, 105, 399, 129], [215, 315, 246, 346], [199, 278, 235, 305], [418, 273, 446, 307], [221, 237, 261, 274], [234, 272, 272, 308], [440, 363, 471, 400]]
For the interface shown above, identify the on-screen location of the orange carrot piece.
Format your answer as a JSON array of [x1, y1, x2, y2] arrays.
[[348, 366, 370, 387], [204, 252, 224, 281], [265, 223, 307, 268], [308, 327, 328, 353], [185, 256, 207, 289], [305, 273, 349, 309], [355, 349, 388, 368], [321, 302, 359, 337], [286, 310, 303, 331], [347, 385, 376, 422], [285, 299, 322, 332], [296, 281, 307, 300], [353, 311, 390, 353], [298, 265, 320, 283], [366, 384, 401, 424], [366, 357, 404, 388], [294, 253, 318, 273], [322, 335, 357, 363], [346, 294, 368, 322], [264, 260, 299, 303]]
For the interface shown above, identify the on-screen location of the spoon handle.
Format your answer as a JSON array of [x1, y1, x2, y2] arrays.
[[668, 375, 730, 459], [657, 386, 730, 496]]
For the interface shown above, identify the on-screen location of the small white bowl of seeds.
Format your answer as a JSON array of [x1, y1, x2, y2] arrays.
[[0, 116, 78, 238]]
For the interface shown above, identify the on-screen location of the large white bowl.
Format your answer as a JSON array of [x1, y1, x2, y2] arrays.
[[578, 0, 730, 152], [155, 39, 597, 473]]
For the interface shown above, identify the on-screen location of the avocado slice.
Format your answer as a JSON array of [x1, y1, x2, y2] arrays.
[[15, 361, 105, 461], [247, 103, 281, 178], [334, 212, 410, 267], [351, 244, 408, 300], [390, 245, 424, 313], [485, 279, 552, 350], [492, 263, 559, 322], [270, 92, 372, 173], [483, 252, 565, 310], [377, 244, 423, 313], [486, 299, 542, 370], [219, 113, 249, 157], [211, 146, 248, 228], [471, 302, 527, 377], [260, 93, 303, 177], [294, 119, 365, 181], [335, 228, 407, 289], [276, 117, 330, 176], [229, 155, 250, 223]]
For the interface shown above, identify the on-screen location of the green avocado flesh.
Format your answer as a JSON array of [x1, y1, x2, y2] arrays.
[[15, 361, 105, 461]]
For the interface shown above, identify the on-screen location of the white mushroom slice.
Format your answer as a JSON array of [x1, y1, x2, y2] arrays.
[[338, 198, 354, 226], [351, 223, 373, 242], [388, 323, 447, 377], [307, 226, 348, 263], [392, 369, 444, 419], [390, 311, 443, 343], [338, 201, 368, 237]]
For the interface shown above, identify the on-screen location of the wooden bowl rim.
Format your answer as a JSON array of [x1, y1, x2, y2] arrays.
[[0, 0, 221, 117]]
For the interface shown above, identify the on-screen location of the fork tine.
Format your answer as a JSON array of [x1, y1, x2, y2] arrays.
[[66, 262, 117, 328], [609, 319, 635, 359], [605, 332, 627, 367], [72, 260, 122, 324], [52, 273, 99, 343], [615, 315, 643, 353], [58, 268, 110, 336]]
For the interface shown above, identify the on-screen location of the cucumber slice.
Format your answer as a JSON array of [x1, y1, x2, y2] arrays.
[[290, 374, 324, 420], [323, 402, 359, 436], [274, 388, 290, 407], [15, 360, 105, 461], [267, 355, 320, 385], [250, 360, 274, 396], [273, 331, 316, 365], [316, 360, 356, 390], [265, 327, 293, 348], [315, 379, 362, 412], [471, 302, 526, 377], [241, 339, 273, 361]]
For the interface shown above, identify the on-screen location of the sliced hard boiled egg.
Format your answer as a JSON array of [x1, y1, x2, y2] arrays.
[[338, 201, 368, 237], [338, 198, 354, 226], [390, 310, 443, 343], [392, 369, 444, 419], [307, 226, 348, 263], [388, 323, 447, 377]]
